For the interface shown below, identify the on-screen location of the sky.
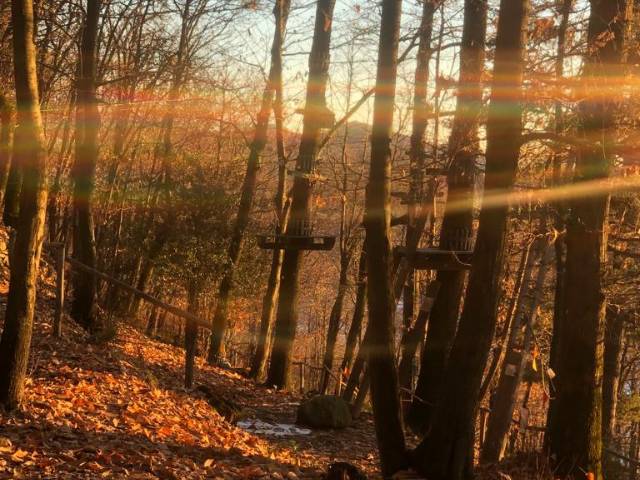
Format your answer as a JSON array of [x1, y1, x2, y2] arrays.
[[227, 0, 464, 133]]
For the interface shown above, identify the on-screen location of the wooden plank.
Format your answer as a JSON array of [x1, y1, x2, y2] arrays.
[[65, 256, 212, 330], [395, 246, 473, 271], [257, 235, 336, 251]]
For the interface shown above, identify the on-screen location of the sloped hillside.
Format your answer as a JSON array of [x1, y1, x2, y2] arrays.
[[0, 235, 556, 480], [0, 236, 381, 479]]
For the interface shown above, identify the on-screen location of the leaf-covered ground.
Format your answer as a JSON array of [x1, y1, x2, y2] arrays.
[[0, 318, 383, 478], [0, 236, 552, 480], [0, 244, 382, 478]]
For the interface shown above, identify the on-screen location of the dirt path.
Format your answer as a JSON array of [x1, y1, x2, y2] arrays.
[[202, 364, 380, 476]]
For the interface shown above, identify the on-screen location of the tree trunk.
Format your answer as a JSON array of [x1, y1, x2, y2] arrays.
[[185, 282, 200, 389], [546, 2, 630, 478], [344, 205, 426, 406], [602, 306, 625, 444], [146, 306, 159, 337], [249, 19, 291, 380], [0, 93, 14, 203], [408, 0, 436, 221], [320, 252, 350, 394], [352, 365, 370, 419], [398, 281, 440, 393], [392, 205, 431, 302], [346, 185, 429, 408], [250, 213, 290, 380], [209, 0, 291, 364], [412, 1, 529, 478], [266, 0, 336, 389], [628, 422, 639, 480], [3, 118, 22, 229], [70, 0, 101, 331], [47, 100, 73, 244], [478, 237, 534, 404], [130, 236, 163, 315], [408, 0, 487, 434], [364, 1, 407, 477], [338, 245, 367, 387], [402, 272, 415, 331], [481, 236, 554, 463], [394, 0, 436, 403], [398, 0, 437, 373], [343, 329, 367, 404], [0, 0, 48, 410], [130, 0, 192, 317], [546, 0, 572, 440]]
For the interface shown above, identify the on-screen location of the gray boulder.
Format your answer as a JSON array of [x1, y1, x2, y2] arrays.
[[296, 395, 352, 429]]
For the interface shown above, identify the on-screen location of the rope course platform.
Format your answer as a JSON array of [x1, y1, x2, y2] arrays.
[[394, 246, 472, 271], [257, 234, 336, 251], [395, 227, 474, 271], [257, 218, 336, 251]]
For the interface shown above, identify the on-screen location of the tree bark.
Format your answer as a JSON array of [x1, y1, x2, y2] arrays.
[[546, 1, 573, 441], [266, 0, 336, 389], [249, 16, 291, 379], [130, 233, 163, 315], [46, 99, 73, 245], [185, 281, 200, 388], [71, 0, 101, 331], [209, 0, 291, 364], [546, 2, 630, 478], [320, 250, 350, 394], [628, 422, 640, 480], [602, 307, 625, 445], [249, 222, 286, 379], [146, 306, 159, 337], [342, 329, 367, 404], [408, 0, 436, 212], [408, 0, 487, 434], [351, 364, 370, 419], [400, 0, 437, 358], [364, 1, 407, 477], [478, 237, 534, 404], [129, 0, 192, 317], [249, 211, 289, 380], [338, 245, 367, 388], [3, 114, 22, 229], [0, 93, 14, 203], [394, 0, 436, 402], [412, 1, 529, 478], [481, 236, 554, 463], [343, 208, 425, 405], [398, 281, 440, 392], [0, 0, 48, 410]]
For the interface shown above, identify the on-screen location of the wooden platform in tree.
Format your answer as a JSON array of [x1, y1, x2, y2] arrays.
[[394, 246, 473, 271], [287, 169, 327, 181], [257, 234, 336, 251]]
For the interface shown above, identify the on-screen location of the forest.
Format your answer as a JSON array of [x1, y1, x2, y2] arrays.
[[0, 0, 639, 479]]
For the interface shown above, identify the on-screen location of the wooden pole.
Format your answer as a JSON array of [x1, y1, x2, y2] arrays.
[[53, 243, 65, 337]]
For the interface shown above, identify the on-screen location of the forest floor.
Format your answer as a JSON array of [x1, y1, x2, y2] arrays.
[[0, 235, 384, 479], [0, 234, 549, 480], [0, 321, 381, 479]]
